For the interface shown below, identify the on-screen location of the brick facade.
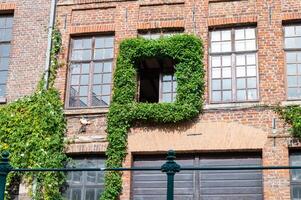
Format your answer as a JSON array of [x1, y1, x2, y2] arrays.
[[55, 0, 301, 199], [0, 0, 52, 102]]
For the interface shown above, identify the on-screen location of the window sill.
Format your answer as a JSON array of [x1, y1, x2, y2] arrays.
[[64, 107, 109, 116], [0, 97, 7, 104], [204, 101, 262, 110], [281, 100, 301, 106]]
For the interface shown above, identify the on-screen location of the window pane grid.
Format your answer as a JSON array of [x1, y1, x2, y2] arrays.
[[210, 28, 258, 103], [285, 25, 301, 99], [68, 36, 114, 108], [161, 74, 177, 103]]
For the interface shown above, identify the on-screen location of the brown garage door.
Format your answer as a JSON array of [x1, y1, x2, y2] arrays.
[[132, 154, 263, 200]]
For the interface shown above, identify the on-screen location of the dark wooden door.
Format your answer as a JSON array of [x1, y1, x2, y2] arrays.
[[132, 154, 263, 200]]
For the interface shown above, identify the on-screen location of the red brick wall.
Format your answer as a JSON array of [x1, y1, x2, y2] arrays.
[[56, 0, 301, 199], [0, 0, 52, 102]]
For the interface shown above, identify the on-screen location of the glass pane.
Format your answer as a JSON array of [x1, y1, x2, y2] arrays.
[[93, 74, 102, 84], [0, 57, 9, 70], [81, 64, 89, 74], [222, 79, 231, 90], [105, 37, 114, 48], [0, 44, 10, 57], [103, 73, 112, 84], [247, 54, 256, 65], [6, 17, 13, 28], [237, 78, 246, 89], [246, 39, 256, 50], [287, 52, 296, 63], [94, 49, 104, 60], [237, 90, 246, 101], [223, 91, 232, 101], [0, 71, 7, 84], [79, 86, 88, 96], [87, 172, 97, 183], [236, 55, 245, 66], [72, 50, 82, 60], [3, 29, 12, 41], [95, 38, 105, 48], [97, 172, 104, 184], [79, 97, 88, 107], [292, 186, 301, 200], [163, 82, 172, 92], [83, 38, 92, 48], [102, 96, 110, 105], [221, 30, 231, 40], [0, 18, 5, 27], [0, 84, 6, 96], [235, 29, 245, 40], [298, 52, 301, 62], [72, 189, 81, 200], [103, 62, 112, 72], [212, 91, 221, 102], [102, 85, 110, 95], [70, 86, 79, 96], [288, 88, 299, 98], [83, 50, 91, 60], [92, 95, 101, 106], [248, 89, 257, 100], [296, 26, 301, 36], [163, 75, 172, 81], [173, 81, 177, 92], [81, 75, 89, 85], [221, 41, 231, 52], [287, 64, 297, 75], [212, 68, 221, 78], [94, 63, 103, 73], [285, 26, 295, 37], [162, 93, 172, 102], [212, 79, 221, 90], [73, 172, 82, 182], [247, 77, 257, 88], [211, 31, 220, 42], [104, 49, 114, 59], [211, 42, 221, 52], [222, 56, 231, 66], [236, 67, 245, 77], [235, 40, 245, 51], [71, 64, 80, 74], [73, 39, 82, 49], [71, 75, 80, 85], [285, 38, 297, 49], [247, 65, 257, 76], [288, 76, 298, 87], [93, 85, 101, 95], [222, 68, 231, 78], [245, 29, 255, 39], [86, 189, 95, 200], [212, 56, 221, 67]]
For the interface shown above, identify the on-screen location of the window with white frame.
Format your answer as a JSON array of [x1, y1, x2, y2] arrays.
[[0, 15, 13, 97], [284, 24, 301, 99], [210, 27, 258, 103], [68, 36, 114, 108]]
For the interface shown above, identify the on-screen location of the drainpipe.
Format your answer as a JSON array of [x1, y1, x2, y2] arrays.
[[44, 0, 57, 89]]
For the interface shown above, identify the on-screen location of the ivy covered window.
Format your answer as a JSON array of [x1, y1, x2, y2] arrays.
[[138, 57, 177, 103], [284, 24, 301, 99], [209, 27, 258, 103], [138, 29, 183, 40], [64, 157, 105, 200], [67, 36, 114, 108], [0, 15, 13, 97]]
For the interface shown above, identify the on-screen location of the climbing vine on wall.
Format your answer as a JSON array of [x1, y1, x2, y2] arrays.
[[101, 34, 205, 199], [0, 27, 67, 200], [276, 105, 301, 137]]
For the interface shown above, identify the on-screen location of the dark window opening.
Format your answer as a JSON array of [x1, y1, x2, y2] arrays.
[[138, 57, 176, 103]]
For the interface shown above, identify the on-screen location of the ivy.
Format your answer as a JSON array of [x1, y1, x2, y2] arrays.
[[0, 27, 67, 200], [101, 34, 204, 199], [276, 105, 301, 137]]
